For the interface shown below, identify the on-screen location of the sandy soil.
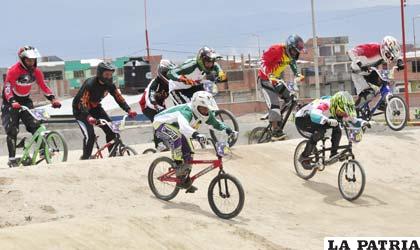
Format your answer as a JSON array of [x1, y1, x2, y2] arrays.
[[0, 128, 419, 250]]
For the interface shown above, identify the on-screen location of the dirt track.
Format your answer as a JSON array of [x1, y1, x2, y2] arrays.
[[0, 128, 419, 250]]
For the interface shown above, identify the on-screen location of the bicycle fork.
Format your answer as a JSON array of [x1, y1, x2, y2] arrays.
[[216, 170, 231, 199]]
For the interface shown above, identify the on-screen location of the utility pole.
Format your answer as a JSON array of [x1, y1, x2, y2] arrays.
[[311, 0, 320, 98], [400, 0, 410, 118], [251, 33, 261, 58], [144, 0, 151, 60], [102, 35, 112, 60]]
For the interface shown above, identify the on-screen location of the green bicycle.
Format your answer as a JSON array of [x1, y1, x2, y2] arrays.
[[10, 106, 68, 167]]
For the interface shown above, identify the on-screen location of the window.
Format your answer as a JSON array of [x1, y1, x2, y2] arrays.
[[334, 45, 342, 54], [117, 68, 123, 76], [43, 71, 63, 80], [411, 61, 420, 73], [74, 70, 85, 78], [319, 46, 332, 56]]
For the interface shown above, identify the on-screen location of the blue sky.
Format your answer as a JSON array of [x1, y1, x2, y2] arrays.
[[1, 0, 420, 66]]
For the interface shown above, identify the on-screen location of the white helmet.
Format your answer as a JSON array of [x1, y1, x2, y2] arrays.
[[191, 91, 219, 121], [380, 36, 401, 64], [18, 46, 41, 70]]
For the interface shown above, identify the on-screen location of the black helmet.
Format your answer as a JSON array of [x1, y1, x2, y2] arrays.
[[97, 62, 115, 84], [197, 47, 221, 71], [286, 34, 305, 60], [157, 59, 175, 82]]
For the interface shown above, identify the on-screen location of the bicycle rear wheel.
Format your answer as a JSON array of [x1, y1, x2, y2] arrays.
[[210, 109, 239, 147], [45, 131, 68, 164], [385, 96, 408, 131], [293, 140, 317, 180], [248, 126, 271, 144], [208, 173, 245, 219], [148, 156, 180, 201], [338, 160, 365, 201]]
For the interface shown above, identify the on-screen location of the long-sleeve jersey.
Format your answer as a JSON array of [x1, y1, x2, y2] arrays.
[[347, 43, 384, 73], [153, 103, 228, 138], [167, 58, 223, 82], [72, 76, 130, 116], [3, 62, 54, 102], [258, 44, 299, 81], [296, 96, 364, 127], [139, 77, 168, 111]]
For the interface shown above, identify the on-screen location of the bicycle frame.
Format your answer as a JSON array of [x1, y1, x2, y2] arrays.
[[311, 125, 355, 168], [93, 135, 123, 158], [361, 81, 392, 117], [17, 106, 53, 165], [19, 125, 51, 165], [92, 115, 129, 158], [157, 157, 223, 184]]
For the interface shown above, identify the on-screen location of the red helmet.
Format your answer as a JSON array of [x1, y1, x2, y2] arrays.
[[18, 46, 41, 70]]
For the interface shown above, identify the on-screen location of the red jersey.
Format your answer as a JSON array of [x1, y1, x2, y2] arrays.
[[3, 63, 53, 102]]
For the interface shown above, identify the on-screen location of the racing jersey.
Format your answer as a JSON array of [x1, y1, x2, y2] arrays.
[[258, 44, 299, 82], [72, 76, 130, 116], [153, 103, 228, 138], [296, 96, 364, 126], [3, 62, 54, 102]]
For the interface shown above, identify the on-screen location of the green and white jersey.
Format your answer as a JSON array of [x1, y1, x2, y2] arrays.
[[167, 58, 223, 81], [153, 103, 228, 138]]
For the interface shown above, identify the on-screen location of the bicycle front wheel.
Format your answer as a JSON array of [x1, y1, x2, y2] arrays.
[[248, 126, 271, 144], [338, 160, 366, 201], [210, 109, 239, 147], [148, 156, 180, 201], [385, 96, 408, 131], [45, 131, 68, 164], [119, 145, 138, 156], [208, 173, 245, 219]]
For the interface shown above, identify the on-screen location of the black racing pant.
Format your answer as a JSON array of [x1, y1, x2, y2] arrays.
[[1, 97, 40, 158], [295, 115, 342, 157], [73, 106, 116, 160]]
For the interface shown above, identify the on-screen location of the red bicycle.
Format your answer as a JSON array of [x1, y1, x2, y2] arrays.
[[147, 136, 244, 219], [92, 115, 138, 158]]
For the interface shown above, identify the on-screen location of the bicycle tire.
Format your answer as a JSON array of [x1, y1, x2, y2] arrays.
[[208, 173, 245, 219], [142, 148, 157, 154], [248, 126, 271, 144], [119, 145, 138, 156], [148, 156, 180, 201], [384, 95, 408, 131], [45, 131, 68, 164], [293, 140, 317, 180], [210, 109, 239, 147], [338, 160, 366, 201]]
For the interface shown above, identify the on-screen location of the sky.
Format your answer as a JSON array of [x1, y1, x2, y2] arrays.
[[1, 0, 420, 66]]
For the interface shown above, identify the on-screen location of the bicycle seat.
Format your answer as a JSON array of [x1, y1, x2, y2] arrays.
[[260, 113, 269, 120]]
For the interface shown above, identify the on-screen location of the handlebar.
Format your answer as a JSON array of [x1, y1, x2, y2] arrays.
[[97, 115, 129, 133], [20, 106, 50, 121]]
